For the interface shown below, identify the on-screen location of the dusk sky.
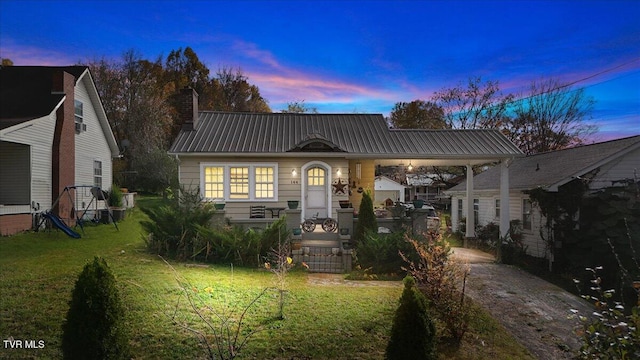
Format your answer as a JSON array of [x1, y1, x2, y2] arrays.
[[1, 0, 638, 141]]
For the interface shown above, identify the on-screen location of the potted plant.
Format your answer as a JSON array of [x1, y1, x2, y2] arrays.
[[108, 185, 126, 222], [339, 200, 351, 208], [287, 200, 299, 209], [213, 199, 226, 210]]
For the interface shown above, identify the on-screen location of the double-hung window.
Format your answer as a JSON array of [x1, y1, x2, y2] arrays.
[[495, 199, 501, 219], [522, 198, 532, 230], [93, 160, 102, 188], [202, 163, 277, 201]]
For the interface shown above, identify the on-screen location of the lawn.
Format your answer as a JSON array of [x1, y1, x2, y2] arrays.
[[0, 198, 534, 359]]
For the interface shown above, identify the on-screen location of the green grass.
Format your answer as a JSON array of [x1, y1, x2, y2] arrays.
[[0, 198, 533, 359]]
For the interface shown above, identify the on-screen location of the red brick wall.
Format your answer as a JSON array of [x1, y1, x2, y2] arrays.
[[179, 87, 199, 130], [0, 214, 32, 236], [51, 71, 76, 226]]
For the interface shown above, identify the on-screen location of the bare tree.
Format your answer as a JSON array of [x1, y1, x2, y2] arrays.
[[281, 100, 318, 113], [213, 67, 271, 112], [508, 78, 597, 155], [433, 77, 513, 129]]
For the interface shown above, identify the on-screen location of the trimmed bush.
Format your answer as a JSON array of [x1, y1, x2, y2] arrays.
[[386, 276, 436, 360], [355, 190, 377, 244], [61, 257, 129, 359], [356, 231, 413, 274]]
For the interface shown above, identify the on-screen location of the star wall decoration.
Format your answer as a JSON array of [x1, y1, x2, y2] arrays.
[[332, 178, 347, 195]]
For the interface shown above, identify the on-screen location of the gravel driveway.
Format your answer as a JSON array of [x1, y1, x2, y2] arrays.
[[452, 247, 594, 360]]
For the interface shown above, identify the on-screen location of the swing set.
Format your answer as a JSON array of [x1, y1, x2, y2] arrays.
[[37, 185, 119, 238]]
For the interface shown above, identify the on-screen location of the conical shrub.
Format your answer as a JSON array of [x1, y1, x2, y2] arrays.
[[61, 257, 130, 359], [386, 276, 436, 360]]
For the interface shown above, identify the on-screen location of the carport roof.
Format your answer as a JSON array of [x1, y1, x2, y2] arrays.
[[169, 112, 523, 163]]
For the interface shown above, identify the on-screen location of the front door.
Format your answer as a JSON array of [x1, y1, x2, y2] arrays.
[[305, 166, 328, 218]]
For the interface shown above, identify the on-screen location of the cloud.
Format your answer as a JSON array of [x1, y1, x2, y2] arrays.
[[0, 40, 76, 66]]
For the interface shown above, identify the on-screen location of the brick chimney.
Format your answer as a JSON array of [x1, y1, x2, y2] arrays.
[[51, 70, 76, 225], [179, 87, 199, 131]]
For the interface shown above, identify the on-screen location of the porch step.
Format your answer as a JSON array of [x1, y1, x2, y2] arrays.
[[301, 232, 339, 241]]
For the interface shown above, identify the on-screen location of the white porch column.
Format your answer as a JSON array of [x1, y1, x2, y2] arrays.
[[465, 164, 474, 238], [499, 160, 510, 238]]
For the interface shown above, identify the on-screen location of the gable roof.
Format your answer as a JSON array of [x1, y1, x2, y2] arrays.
[[0, 66, 88, 129], [447, 135, 640, 193], [169, 112, 523, 162]]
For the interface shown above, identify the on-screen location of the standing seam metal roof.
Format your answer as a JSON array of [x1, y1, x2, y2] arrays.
[[168, 112, 523, 158]]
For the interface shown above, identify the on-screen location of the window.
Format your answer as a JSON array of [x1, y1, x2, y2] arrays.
[[522, 199, 532, 230], [473, 198, 479, 226], [255, 167, 274, 199], [93, 160, 102, 188], [204, 166, 224, 199], [495, 199, 501, 218], [307, 167, 325, 186], [201, 163, 277, 201], [457, 198, 463, 225], [74, 100, 83, 124]]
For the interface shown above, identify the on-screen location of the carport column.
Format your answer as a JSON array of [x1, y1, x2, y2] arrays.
[[465, 164, 474, 242], [498, 159, 510, 262]]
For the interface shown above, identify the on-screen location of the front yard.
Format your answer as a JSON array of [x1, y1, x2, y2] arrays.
[[0, 198, 533, 359]]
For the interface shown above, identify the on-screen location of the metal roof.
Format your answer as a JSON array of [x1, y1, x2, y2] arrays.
[[169, 112, 523, 160], [447, 135, 640, 192]]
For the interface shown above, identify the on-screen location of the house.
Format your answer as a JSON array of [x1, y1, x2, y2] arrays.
[[374, 175, 407, 206], [405, 173, 456, 208], [170, 88, 521, 230], [0, 66, 119, 235], [445, 135, 640, 258]]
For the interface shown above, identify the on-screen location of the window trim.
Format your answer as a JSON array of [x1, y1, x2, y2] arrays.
[[495, 198, 501, 219], [93, 160, 102, 188], [74, 100, 83, 124], [200, 162, 278, 202], [522, 198, 532, 231]]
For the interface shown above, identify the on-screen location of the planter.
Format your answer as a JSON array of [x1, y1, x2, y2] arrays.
[[412, 199, 424, 209], [287, 200, 299, 209], [339, 200, 351, 209], [292, 228, 302, 236], [214, 203, 226, 210], [111, 207, 126, 222], [340, 228, 349, 236], [291, 240, 302, 250]]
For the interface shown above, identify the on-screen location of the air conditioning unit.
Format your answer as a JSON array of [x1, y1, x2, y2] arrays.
[[75, 122, 87, 133]]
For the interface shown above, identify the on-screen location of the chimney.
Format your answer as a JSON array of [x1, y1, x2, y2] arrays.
[[179, 87, 199, 131], [51, 70, 76, 225]]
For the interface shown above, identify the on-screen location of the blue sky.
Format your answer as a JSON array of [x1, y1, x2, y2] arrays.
[[1, 0, 638, 140]]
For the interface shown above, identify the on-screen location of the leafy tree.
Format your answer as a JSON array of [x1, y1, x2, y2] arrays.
[[385, 276, 436, 360], [1, 58, 13, 66], [433, 76, 513, 129], [508, 78, 597, 155], [390, 100, 447, 129], [281, 100, 318, 113], [213, 67, 271, 112], [165, 47, 216, 110], [62, 257, 130, 359]]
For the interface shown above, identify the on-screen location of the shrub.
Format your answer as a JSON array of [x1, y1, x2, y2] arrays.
[[385, 276, 436, 360], [401, 231, 470, 342], [476, 222, 500, 248], [141, 186, 216, 260], [355, 231, 413, 274], [108, 185, 123, 208], [61, 257, 130, 359], [355, 190, 377, 244]]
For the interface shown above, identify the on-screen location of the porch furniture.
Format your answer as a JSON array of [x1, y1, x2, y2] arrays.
[[250, 205, 266, 218], [266, 207, 286, 218]]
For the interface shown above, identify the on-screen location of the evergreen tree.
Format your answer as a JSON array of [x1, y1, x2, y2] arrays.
[[386, 276, 436, 360], [354, 190, 377, 243]]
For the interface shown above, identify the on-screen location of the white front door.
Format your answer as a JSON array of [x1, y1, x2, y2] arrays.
[[305, 166, 328, 218]]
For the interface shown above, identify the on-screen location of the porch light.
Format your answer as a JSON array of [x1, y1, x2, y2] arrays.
[[356, 162, 361, 179], [291, 168, 297, 177], [407, 162, 414, 172], [336, 168, 342, 177]]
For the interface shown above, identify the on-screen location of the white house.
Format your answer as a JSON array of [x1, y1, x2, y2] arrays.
[[374, 175, 407, 206], [0, 66, 119, 235], [446, 135, 640, 258]]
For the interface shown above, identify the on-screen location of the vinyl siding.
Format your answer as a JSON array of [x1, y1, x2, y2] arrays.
[[0, 112, 56, 213], [590, 147, 640, 190], [179, 156, 348, 220], [74, 79, 112, 196]]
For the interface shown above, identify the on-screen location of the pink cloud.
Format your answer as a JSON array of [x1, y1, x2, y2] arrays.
[[0, 41, 77, 66]]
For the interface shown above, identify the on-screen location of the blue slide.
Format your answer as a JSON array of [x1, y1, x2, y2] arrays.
[[42, 212, 81, 239]]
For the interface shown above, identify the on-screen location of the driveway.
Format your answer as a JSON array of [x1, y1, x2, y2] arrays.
[[452, 247, 593, 360]]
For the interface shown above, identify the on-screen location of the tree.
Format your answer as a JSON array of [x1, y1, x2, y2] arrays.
[[212, 67, 271, 112], [508, 78, 597, 155], [390, 100, 447, 129], [165, 47, 216, 110], [433, 77, 513, 129], [354, 190, 377, 244], [281, 100, 318, 113], [385, 276, 436, 360], [1, 58, 13, 66]]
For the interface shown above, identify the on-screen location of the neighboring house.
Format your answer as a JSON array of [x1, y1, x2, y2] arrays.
[[446, 135, 640, 258], [374, 175, 407, 206], [0, 66, 119, 235], [405, 173, 456, 208], [169, 88, 522, 229]]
